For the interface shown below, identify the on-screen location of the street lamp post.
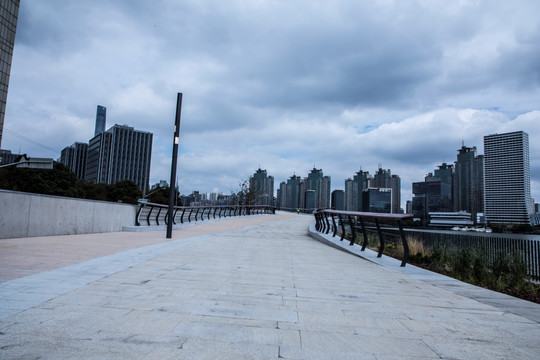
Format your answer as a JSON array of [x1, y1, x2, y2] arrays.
[[167, 93, 183, 239]]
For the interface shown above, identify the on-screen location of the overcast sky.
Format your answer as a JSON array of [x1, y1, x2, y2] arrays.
[[4, 0, 540, 208]]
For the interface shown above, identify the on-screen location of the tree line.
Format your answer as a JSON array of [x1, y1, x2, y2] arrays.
[[0, 162, 143, 204]]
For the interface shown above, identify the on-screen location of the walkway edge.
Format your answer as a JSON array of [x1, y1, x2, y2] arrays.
[[308, 221, 540, 324]]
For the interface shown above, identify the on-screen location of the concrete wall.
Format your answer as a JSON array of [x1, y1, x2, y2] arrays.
[[0, 190, 137, 239]]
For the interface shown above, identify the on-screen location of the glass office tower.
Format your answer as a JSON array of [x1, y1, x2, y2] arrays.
[[484, 131, 534, 225], [0, 0, 20, 147]]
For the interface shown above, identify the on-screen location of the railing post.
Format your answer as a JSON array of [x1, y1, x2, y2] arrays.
[[325, 214, 331, 234], [188, 208, 193, 222], [348, 215, 356, 246], [359, 217, 368, 251], [156, 208, 162, 226], [135, 204, 144, 226], [398, 220, 409, 267], [331, 215, 337, 237], [375, 218, 384, 258], [339, 214, 346, 241], [173, 209, 178, 224], [146, 207, 154, 226], [180, 208, 186, 224], [316, 212, 323, 232]]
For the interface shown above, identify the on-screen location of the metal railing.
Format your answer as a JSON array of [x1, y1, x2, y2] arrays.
[[404, 229, 540, 282], [136, 201, 276, 226], [314, 209, 414, 267]]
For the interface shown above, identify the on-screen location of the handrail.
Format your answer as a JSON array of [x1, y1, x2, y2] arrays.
[[136, 201, 276, 227], [314, 209, 413, 267]]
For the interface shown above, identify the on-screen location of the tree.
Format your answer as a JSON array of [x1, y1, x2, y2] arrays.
[[234, 178, 256, 205], [0, 162, 82, 197], [146, 186, 182, 206], [0, 161, 142, 204], [106, 180, 142, 204]]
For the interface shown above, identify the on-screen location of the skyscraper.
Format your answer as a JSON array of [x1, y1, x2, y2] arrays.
[[250, 168, 274, 205], [86, 124, 153, 193], [454, 145, 483, 219], [305, 168, 331, 209], [94, 105, 106, 136], [373, 168, 401, 213], [484, 131, 534, 225], [0, 0, 20, 147], [344, 169, 371, 211], [284, 175, 302, 209]]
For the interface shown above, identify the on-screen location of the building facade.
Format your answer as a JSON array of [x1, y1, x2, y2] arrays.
[[59, 142, 88, 179], [412, 172, 453, 222], [454, 145, 484, 219], [372, 168, 401, 213], [331, 189, 345, 210], [86, 124, 153, 193], [250, 168, 274, 205], [305, 168, 331, 210], [344, 169, 371, 211], [484, 131, 535, 225], [363, 188, 392, 213], [94, 105, 106, 136], [0, 0, 19, 147]]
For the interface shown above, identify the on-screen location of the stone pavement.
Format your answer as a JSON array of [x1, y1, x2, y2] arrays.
[[1, 212, 539, 359]]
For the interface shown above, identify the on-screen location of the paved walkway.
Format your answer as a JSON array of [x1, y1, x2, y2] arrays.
[[1, 213, 539, 359]]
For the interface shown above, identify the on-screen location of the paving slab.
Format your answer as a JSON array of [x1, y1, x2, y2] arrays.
[[0, 212, 539, 359]]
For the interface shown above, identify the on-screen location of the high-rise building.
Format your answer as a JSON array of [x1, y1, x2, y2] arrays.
[[304, 189, 316, 210], [305, 168, 331, 209], [86, 124, 153, 193], [372, 168, 401, 213], [434, 163, 454, 212], [363, 188, 392, 213], [283, 175, 302, 210], [278, 182, 286, 209], [59, 142, 88, 179], [484, 131, 535, 225], [412, 171, 453, 222], [331, 189, 345, 210], [454, 145, 484, 219], [94, 105, 106, 136], [250, 168, 274, 205], [345, 169, 371, 211], [0, 0, 20, 148]]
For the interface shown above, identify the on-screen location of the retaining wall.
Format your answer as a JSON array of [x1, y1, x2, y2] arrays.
[[0, 190, 136, 239]]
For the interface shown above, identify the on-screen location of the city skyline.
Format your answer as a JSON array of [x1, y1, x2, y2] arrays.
[[2, 1, 539, 208]]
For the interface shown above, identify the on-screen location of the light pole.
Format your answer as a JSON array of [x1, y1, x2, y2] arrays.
[[167, 93, 182, 239]]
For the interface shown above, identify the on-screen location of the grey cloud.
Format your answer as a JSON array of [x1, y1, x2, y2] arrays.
[[4, 0, 540, 204]]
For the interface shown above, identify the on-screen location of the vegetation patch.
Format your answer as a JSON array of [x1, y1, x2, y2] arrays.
[[405, 240, 540, 304]]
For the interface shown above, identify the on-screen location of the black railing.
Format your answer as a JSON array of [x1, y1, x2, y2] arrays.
[[404, 229, 540, 282], [136, 201, 276, 226], [314, 209, 414, 267]]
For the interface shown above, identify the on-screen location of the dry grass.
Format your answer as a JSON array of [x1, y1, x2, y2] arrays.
[[406, 235, 432, 257]]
